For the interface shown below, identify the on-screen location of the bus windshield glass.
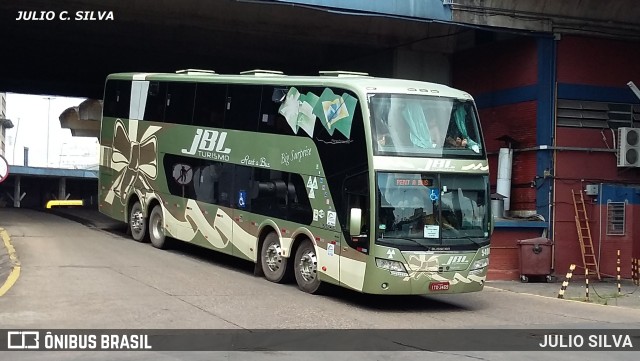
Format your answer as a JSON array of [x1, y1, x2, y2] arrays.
[[370, 94, 483, 157], [376, 172, 489, 248]]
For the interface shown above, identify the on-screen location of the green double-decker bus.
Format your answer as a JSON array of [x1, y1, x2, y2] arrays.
[[98, 69, 491, 295]]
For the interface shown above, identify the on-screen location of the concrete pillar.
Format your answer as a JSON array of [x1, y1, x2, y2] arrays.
[[58, 177, 67, 200], [13, 175, 21, 208]]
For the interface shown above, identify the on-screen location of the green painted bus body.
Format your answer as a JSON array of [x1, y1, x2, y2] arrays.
[[98, 70, 490, 295]]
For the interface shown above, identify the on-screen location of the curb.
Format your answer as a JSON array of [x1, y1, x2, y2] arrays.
[[484, 284, 638, 309], [0, 227, 21, 297]]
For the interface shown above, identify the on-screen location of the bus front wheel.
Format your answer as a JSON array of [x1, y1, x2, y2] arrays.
[[294, 240, 324, 294], [129, 201, 149, 243], [260, 232, 288, 283], [149, 205, 168, 249]]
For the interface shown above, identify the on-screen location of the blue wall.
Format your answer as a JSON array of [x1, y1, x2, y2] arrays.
[[535, 37, 555, 221], [597, 184, 640, 205], [557, 83, 639, 104], [272, 0, 452, 21]]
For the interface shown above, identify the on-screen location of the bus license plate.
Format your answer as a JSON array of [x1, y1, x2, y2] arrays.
[[429, 281, 450, 291]]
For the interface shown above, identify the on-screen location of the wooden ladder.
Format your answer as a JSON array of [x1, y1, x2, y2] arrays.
[[571, 189, 601, 280]]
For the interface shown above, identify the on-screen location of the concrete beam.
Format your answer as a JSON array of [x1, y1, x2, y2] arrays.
[[0, 118, 13, 129], [59, 99, 101, 138], [450, 0, 640, 40]]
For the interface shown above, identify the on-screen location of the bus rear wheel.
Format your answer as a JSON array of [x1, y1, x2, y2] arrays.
[[149, 205, 168, 249], [294, 240, 324, 294], [260, 232, 288, 283], [129, 201, 149, 242]]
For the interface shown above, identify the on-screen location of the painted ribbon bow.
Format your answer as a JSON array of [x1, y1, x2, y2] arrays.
[[105, 119, 160, 205]]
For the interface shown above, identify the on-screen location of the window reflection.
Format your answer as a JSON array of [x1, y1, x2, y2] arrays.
[[370, 94, 483, 157], [376, 172, 489, 248]]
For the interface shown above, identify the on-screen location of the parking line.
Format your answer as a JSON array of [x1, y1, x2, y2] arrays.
[[0, 227, 21, 297]]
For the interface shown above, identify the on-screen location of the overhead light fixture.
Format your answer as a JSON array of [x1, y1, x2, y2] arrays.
[[628, 81, 640, 101]]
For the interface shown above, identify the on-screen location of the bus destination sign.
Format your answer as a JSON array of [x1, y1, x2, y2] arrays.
[[395, 178, 433, 187]]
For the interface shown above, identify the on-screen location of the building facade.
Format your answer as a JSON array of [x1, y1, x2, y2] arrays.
[[451, 34, 640, 280], [0, 92, 12, 157]]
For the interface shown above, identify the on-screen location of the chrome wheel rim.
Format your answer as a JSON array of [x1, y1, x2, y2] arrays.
[[151, 213, 163, 240], [264, 242, 283, 273], [298, 249, 317, 283], [131, 210, 145, 232]]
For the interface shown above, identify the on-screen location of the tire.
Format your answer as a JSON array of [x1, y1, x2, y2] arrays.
[[149, 205, 168, 249], [129, 201, 149, 242], [260, 232, 288, 283], [294, 240, 324, 294]]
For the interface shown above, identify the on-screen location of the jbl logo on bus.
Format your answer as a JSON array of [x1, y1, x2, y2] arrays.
[[181, 129, 231, 155], [443, 255, 468, 266]]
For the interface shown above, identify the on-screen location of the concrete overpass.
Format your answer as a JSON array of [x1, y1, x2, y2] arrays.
[[2, 0, 639, 100]]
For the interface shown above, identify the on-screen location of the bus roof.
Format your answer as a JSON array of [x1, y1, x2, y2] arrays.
[[107, 70, 474, 101]]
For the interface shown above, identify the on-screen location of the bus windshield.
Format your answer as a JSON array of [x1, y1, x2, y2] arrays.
[[370, 94, 483, 157], [376, 172, 489, 249]]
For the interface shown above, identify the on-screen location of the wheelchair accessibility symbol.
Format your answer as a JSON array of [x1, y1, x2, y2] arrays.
[[238, 190, 247, 208], [429, 188, 439, 201]]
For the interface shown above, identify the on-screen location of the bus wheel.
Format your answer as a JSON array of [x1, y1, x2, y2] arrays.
[[129, 201, 149, 242], [294, 240, 324, 294], [260, 232, 288, 283], [149, 205, 167, 249]]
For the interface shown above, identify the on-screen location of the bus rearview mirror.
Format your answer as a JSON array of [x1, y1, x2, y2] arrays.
[[349, 208, 362, 236]]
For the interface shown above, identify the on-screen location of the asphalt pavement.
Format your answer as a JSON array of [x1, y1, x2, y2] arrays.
[[1, 207, 640, 310]]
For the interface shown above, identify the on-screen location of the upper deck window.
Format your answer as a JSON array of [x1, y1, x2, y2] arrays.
[[369, 94, 483, 158]]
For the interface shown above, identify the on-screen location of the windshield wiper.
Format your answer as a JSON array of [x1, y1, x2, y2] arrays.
[[443, 233, 486, 247], [377, 236, 433, 251], [460, 235, 483, 247]]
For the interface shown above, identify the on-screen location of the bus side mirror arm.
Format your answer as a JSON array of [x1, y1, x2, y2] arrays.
[[349, 208, 362, 236]]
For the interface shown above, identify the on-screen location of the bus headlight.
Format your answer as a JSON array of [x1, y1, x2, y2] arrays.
[[375, 258, 409, 277], [470, 258, 489, 272]]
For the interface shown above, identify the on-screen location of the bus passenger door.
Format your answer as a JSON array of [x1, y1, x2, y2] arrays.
[[339, 172, 369, 292]]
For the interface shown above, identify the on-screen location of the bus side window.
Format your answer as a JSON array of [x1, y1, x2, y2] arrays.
[[103, 80, 131, 119], [258, 86, 296, 136], [193, 162, 220, 204], [285, 173, 312, 224], [165, 82, 196, 125], [250, 169, 312, 224], [251, 169, 285, 219], [216, 163, 234, 207], [143, 81, 167, 123], [193, 83, 227, 128], [226, 85, 262, 132]]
